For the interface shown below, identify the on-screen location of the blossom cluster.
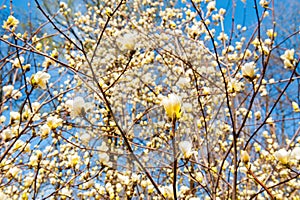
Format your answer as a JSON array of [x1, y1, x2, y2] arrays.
[[0, 0, 299, 199]]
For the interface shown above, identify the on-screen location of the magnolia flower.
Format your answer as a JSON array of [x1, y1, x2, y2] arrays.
[[11, 56, 24, 68], [291, 147, 300, 160], [24, 176, 34, 188], [31, 71, 51, 89], [0, 116, 6, 124], [266, 29, 277, 39], [69, 154, 80, 167], [202, 86, 211, 95], [117, 32, 138, 52], [274, 148, 291, 165], [40, 124, 51, 139], [161, 93, 181, 120], [11, 90, 22, 100], [3, 85, 14, 97], [28, 150, 42, 167], [280, 49, 296, 69], [241, 62, 256, 80], [60, 187, 72, 198], [176, 77, 190, 88], [240, 150, 250, 164], [217, 32, 228, 41], [47, 115, 63, 129], [228, 78, 243, 93], [254, 111, 261, 120], [179, 141, 193, 159], [7, 166, 20, 178], [1, 128, 12, 141], [99, 153, 110, 165], [259, 0, 269, 8], [2, 15, 19, 31], [195, 172, 203, 183], [69, 97, 92, 118], [0, 191, 8, 199], [80, 133, 91, 145], [161, 185, 173, 198], [10, 111, 20, 122], [207, 1, 216, 12]]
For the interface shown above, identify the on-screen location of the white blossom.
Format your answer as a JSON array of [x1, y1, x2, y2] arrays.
[[3, 85, 14, 97], [32, 71, 51, 89], [69, 96, 92, 118], [241, 62, 256, 80], [117, 32, 138, 51], [179, 141, 193, 159], [274, 148, 291, 164]]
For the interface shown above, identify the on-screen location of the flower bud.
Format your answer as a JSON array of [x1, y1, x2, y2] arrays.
[[241, 150, 250, 164]]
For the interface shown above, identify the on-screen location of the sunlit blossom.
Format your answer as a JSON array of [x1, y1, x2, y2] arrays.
[[0, 116, 6, 124], [24, 176, 34, 188], [161, 185, 173, 198], [241, 62, 256, 81], [7, 166, 21, 178], [161, 93, 182, 120], [31, 71, 51, 89], [1, 0, 299, 199], [207, 1, 216, 12], [47, 115, 63, 129], [3, 85, 14, 97], [1, 128, 12, 141], [60, 187, 72, 198], [280, 49, 296, 69], [10, 111, 20, 122], [266, 29, 277, 39], [228, 78, 243, 93], [2, 15, 19, 31], [40, 124, 51, 138], [69, 154, 80, 167], [274, 148, 291, 165]]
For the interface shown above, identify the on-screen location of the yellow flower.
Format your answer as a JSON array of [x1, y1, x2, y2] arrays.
[[241, 150, 250, 164], [280, 49, 296, 69], [266, 29, 277, 39], [2, 15, 19, 31], [69, 154, 80, 167], [292, 101, 300, 112], [161, 93, 181, 119]]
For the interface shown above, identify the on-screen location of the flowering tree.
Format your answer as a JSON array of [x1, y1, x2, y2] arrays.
[[0, 0, 299, 199]]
